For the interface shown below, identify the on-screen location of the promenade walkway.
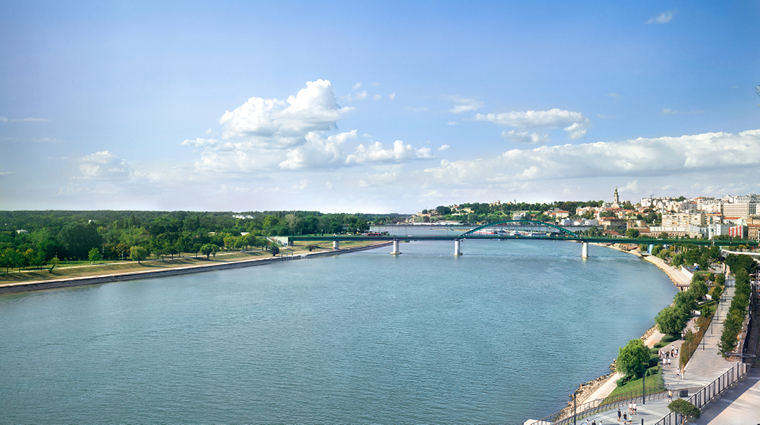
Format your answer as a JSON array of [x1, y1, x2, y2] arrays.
[[578, 278, 745, 424]]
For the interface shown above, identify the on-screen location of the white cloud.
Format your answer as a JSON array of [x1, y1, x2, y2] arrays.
[[438, 145, 450, 151], [646, 11, 673, 24], [445, 96, 483, 113], [501, 130, 550, 144], [346, 140, 433, 164], [388, 92, 396, 101], [662, 109, 706, 115], [0, 171, 10, 176], [219, 79, 351, 148], [447, 121, 458, 126], [0, 116, 50, 122], [181, 137, 220, 148], [373, 94, 382, 101], [563, 123, 587, 140], [424, 129, 760, 184], [279, 130, 357, 170], [476, 108, 589, 140], [75, 151, 133, 180], [623, 180, 641, 193], [354, 90, 368, 100], [352, 82, 362, 91]]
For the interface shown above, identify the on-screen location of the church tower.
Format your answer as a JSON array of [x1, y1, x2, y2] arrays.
[[612, 186, 620, 208]]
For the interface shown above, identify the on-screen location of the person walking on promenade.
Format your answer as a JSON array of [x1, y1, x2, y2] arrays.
[[632, 401, 636, 415], [622, 413, 627, 424], [668, 389, 672, 402], [617, 408, 621, 421]]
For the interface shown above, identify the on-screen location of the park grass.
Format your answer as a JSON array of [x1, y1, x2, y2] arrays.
[[0, 240, 386, 285], [606, 367, 665, 400]]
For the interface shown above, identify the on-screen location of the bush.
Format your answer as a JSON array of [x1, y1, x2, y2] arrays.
[[668, 399, 700, 419], [709, 285, 723, 300], [649, 353, 660, 368]]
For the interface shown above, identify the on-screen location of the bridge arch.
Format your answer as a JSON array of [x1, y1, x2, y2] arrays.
[[459, 219, 579, 238]]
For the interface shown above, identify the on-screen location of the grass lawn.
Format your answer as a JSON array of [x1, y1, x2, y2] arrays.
[[0, 240, 387, 285], [606, 367, 665, 401]]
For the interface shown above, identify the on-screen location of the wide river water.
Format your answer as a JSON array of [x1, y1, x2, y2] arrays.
[[0, 240, 676, 423]]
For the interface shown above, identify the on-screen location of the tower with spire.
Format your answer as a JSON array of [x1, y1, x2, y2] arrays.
[[612, 186, 620, 208]]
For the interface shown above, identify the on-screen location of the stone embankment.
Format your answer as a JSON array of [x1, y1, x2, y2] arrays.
[[0, 242, 392, 295]]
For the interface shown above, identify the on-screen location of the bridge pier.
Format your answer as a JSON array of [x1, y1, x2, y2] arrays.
[[454, 239, 462, 256], [581, 242, 588, 258], [333, 240, 339, 250], [391, 239, 401, 255]]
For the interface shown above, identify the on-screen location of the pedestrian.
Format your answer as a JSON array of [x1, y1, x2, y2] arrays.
[[632, 401, 637, 414], [676, 369, 680, 379], [668, 389, 672, 402], [617, 408, 621, 421], [622, 413, 627, 424], [628, 401, 632, 414]]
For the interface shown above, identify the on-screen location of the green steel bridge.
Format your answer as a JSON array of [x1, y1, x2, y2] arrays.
[[288, 219, 758, 256]]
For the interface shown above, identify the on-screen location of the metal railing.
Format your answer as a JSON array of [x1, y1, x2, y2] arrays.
[[528, 386, 668, 425], [652, 362, 750, 425]]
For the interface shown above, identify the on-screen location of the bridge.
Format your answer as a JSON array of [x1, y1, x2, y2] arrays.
[[288, 220, 759, 257]]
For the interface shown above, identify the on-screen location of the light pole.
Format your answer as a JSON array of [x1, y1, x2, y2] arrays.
[[642, 371, 646, 405]]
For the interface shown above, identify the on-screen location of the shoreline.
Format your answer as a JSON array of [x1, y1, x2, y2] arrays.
[[0, 241, 392, 295], [568, 244, 690, 406]]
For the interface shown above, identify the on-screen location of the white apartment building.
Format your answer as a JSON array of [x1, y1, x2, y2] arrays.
[[722, 202, 757, 219], [662, 211, 706, 227]]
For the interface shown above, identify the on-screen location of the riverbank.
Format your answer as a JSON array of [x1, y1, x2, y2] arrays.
[[567, 244, 689, 406], [0, 241, 392, 295]]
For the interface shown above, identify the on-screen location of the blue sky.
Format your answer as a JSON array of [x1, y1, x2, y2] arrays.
[[1, 0, 759, 213]]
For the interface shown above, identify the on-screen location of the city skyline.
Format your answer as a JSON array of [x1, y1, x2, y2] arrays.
[[1, 1, 759, 213]]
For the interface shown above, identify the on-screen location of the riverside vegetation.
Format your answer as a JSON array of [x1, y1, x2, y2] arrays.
[[0, 210, 391, 274], [612, 251, 757, 399]]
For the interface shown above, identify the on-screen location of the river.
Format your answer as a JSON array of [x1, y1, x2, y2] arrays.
[[0, 240, 676, 423]]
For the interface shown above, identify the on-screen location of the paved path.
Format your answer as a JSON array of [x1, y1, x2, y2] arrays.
[[691, 369, 760, 424], [580, 276, 745, 424]]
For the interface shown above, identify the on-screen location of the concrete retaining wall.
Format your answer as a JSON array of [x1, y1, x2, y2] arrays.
[[0, 241, 392, 295]]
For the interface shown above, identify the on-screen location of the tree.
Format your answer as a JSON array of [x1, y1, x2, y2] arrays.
[[625, 229, 640, 238], [57, 222, 103, 260], [130, 246, 148, 264], [655, 306, 688, 335], [271, 245, 280, 256], [88, 248, 102, 262], [674, 290, 698, 315], [200, 243, 219, 259], [617, 339, 650, 378], [48, 256, 59, 273], [690, 278, 708, 299], [658, 232, 669, 239], [668, 399, 700, 420]]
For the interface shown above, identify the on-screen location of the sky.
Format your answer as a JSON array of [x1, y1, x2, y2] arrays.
[[1, 0, 759, 213]]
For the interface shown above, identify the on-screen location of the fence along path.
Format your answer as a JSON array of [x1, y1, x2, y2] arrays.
[[652, 362, 750, 425]]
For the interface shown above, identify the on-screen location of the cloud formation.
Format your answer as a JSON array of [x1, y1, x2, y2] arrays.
[[219, 79, 351, 148], [501, 130, 549, 144], [646, 11, 673, 24], [445, 96, 483, 113], [346, 140, 433, 164], [424, 129, 760, 184], [475, 108, 589, 140], [75, 151, 132, 180]]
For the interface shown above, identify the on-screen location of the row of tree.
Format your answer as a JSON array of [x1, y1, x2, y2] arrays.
[[718, 255, 756, 355], [0, 210, 387, 270]]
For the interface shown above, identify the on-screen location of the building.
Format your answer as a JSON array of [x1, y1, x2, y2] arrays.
[[722, 202, 757, 219], [747, 216, 760, 240], [662, 211, 706, 227]]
